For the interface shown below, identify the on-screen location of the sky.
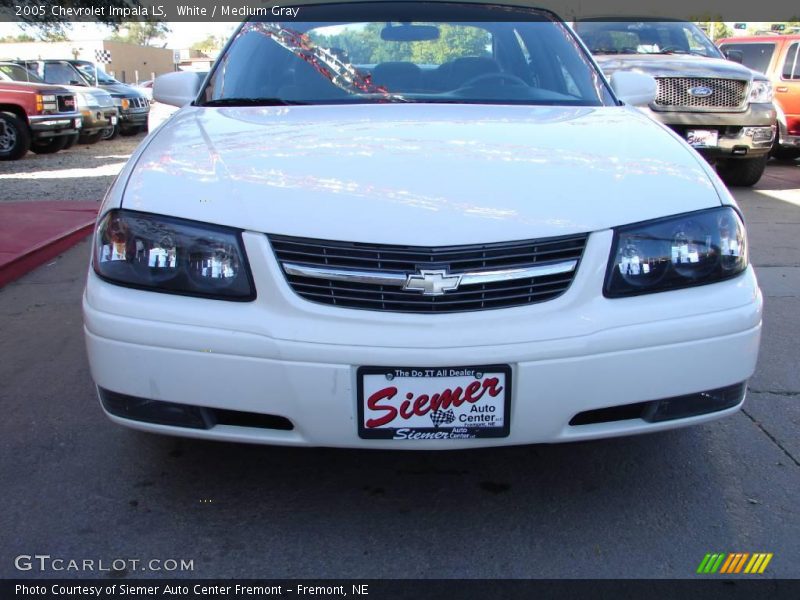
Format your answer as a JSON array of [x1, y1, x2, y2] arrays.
[[0, 22, 238, 49]]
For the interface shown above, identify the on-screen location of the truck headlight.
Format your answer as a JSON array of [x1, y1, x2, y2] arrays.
[[749, 80, 773, 103], [35, 94, 58, 113], [605, 207, 748, 297], [94, 210, 255, 301]]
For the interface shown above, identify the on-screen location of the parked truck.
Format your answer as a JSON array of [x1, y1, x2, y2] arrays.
[[0, 76, 81, 160], [574, 19, 777, 186]]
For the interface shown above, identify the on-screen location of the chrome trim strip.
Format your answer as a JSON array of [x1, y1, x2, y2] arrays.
[[282, 263, 407, 286], [460, 260, 577, 285], [282, 260, 578, 287]]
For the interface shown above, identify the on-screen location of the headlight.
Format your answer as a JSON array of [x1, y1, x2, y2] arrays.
[[75, 92, 89, 108], [35, 94, 58, 113], [605, 207, 747, 297], [748, 80, 773, 103], [94, 210, 255, 301], [120, 98, 130, 110], [95, 94, 113, 107]]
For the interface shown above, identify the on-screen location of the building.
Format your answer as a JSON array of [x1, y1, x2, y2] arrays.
[[176, 48, 216, 72], [0, 40, 176, 83]]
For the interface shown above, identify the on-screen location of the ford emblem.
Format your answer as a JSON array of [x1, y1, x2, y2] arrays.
[[688, 86, 714, 98]]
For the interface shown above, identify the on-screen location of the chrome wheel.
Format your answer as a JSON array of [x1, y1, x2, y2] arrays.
[[0, 120, 17, 152]]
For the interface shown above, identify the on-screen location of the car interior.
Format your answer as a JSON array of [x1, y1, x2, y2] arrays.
[[207, 20, 610, 105]]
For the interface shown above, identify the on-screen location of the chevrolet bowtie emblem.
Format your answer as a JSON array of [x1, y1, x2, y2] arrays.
[[403, 269, 462, 296]]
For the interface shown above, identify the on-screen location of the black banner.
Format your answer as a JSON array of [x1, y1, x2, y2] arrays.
[[3, 580, 800, 600], [0, 0, 799, 24]]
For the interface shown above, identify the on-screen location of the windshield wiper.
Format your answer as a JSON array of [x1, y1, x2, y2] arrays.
[[202, 98, 309, 107], [645, 49, 706, 56]]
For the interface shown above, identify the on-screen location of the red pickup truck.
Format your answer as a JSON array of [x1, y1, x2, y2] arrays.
[[0, 79, 82, 160]]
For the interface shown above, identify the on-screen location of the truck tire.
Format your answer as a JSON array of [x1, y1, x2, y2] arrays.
[[119, 125, 143, 136], [62, 134, 79, 150], [772, 146, 800, 161], [100, 124, 119, 141], [716, 155, 768, 187], [0, 111, 31, 161], [30, 136, 68, 154], [79, 131, 102, 145]]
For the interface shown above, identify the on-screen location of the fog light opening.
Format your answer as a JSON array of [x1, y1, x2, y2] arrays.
[[569, 382, 747, 427]]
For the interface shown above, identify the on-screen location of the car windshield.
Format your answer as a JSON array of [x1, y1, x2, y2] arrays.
[[575, 21, 724, 59], [202, 3, 615, 106], [74, 64, 119, 85], [0, 63, 44, 83]]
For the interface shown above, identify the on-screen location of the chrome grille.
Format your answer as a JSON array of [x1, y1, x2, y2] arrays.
[[654, 77, 747, 110], [56, 94, 76, 113], [270, 234, 587, 313], [125, 97, 149, 108]]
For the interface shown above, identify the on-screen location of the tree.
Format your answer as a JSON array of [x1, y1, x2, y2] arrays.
[[191, 34, 225, 55], [410, 25, 490, 64], [35, 26, 70, 42], [711, 22, 732, 41], [0, 33, 35, 43], [10, 22, 71, 42], [309, 23, 491, 65], [690, 16, 730, 41], [108, 21, 170, 46]]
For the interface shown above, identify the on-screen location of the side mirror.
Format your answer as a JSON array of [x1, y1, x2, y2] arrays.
[[724, 49, 744, 64], [610, 71, 657, 106], [153, 71, 204, 107]]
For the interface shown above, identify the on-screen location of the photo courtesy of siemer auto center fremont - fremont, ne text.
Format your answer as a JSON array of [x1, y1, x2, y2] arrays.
[[0, 0, 799, 597]]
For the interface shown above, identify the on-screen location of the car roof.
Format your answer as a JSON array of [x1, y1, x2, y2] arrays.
[[248, 0, 563, 20]]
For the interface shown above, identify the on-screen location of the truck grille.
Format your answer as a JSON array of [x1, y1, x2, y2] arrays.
[[654, 77, 748, 110], [129, 97, 149, 108], [270, 234, 587, 313], [56, 94, 76, 113]]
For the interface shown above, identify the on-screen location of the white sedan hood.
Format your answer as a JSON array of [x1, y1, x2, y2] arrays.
[[124, 104, 720, 245]]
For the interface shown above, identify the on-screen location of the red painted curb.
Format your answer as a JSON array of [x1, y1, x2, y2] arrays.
[[0, 220, 95, 288], [0, 201, 99, 289]]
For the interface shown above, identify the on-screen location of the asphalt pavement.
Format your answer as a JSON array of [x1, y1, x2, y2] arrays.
[[0, 163, 798, 579]]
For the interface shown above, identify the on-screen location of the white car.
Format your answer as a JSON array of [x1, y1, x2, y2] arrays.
[[83, 2, 762, 449]]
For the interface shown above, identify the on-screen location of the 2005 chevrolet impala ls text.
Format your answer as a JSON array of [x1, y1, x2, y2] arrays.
[[82, 1, 762, 449]]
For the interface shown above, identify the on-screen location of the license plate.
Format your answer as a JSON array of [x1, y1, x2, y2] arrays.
[[358, 365, 511, 440], [74, 118, 82, 129], [687, 129, 718, 148], [111, 116, 118, 125]]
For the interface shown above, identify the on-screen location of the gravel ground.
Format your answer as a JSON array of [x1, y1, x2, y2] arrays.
[[0, 133, 146, 203]]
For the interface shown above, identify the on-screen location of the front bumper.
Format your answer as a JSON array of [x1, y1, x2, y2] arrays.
[[83, 230, 763, 449], [774, 103, 800, 148], [776, 125, 800, 149], [644, 103, 777, 158], [80, 108, 118, 135], [119, 108, 149, 127], [29, 114, 82, 138]]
